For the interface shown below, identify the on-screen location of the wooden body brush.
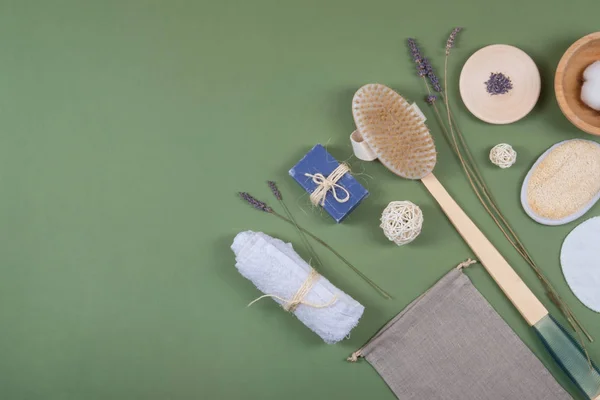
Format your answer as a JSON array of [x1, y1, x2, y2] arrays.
[[351, 84, 600, 400]]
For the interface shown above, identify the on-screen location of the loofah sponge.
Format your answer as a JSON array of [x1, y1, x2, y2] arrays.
[[352, 84, 436, 180], [522, 139, 600, 224]]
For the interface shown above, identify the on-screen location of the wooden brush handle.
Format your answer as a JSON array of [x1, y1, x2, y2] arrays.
[[421, 173, 548, 326]]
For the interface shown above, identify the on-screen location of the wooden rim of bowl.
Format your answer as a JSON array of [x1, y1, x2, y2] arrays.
[[555, 32, 600, 136]]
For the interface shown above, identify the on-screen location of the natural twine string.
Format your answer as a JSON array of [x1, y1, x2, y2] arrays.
[[456, 258, 478, 270], [247, 268, 337, 312], [304, 163, 351, 206]]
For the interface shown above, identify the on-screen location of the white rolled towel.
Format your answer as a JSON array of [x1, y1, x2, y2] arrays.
[[231, 231, 364, 344]]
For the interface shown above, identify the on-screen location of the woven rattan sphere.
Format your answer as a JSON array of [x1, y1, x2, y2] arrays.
[[489, 143, 517, 168], [380, 201, 423, 246]]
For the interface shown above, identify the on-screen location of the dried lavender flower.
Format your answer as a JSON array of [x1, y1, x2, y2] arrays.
[[267, 181, 282, 200], [236, 190, 392, 299], [239, 192, 273, 213], [407, 38, 427, 77], [423, 58, 442, 92], [407, 38, 421, 62], [485, 72, 513, 95], [445, 27, 462, 55], [425, 94, 437, 104]]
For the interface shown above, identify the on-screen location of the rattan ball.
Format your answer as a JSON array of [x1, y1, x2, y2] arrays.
[[489, 143, 517, 168], [380, 201, 423, 246]]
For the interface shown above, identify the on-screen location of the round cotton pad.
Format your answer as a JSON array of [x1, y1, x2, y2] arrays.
[[560, 217, 600, 312]]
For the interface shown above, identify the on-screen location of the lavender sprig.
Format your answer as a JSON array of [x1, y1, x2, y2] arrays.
[[425, 95, 437, 105], [267, 181, 282, 200], [239, 192, 272, 213], [407, 39, 442, 93], [238, 189, 392, 299], [423, 58, 442, 92], [445, 27, 462, 55], [407, 38, 427, 77], [407, 38, 422, 63]]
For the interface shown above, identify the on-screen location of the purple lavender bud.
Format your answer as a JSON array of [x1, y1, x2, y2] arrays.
[[407, 38, 422, 63], [429, 75, 442, 92], [407, 38, 427, 77], [425, 95, 437, 105], [445, 27, 462, 55], [267, 181, 282, 200], [239, 192, 273, 213], [484, 72, 513, 95], [423, 58, 442, 92]]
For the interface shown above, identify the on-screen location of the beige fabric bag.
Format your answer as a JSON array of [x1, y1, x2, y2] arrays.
[[350, 267, 572, 400]]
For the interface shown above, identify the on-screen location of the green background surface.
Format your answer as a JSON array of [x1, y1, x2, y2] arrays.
[[1, 1, 600, 399]]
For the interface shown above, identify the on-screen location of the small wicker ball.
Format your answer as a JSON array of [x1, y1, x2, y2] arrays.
[[380, 201, 423, 246], [489, 143, 517, 168]]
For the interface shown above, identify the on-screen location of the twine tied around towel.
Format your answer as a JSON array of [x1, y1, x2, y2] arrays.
[[248, 268, 337, 312], [304, 163, 351, 206]]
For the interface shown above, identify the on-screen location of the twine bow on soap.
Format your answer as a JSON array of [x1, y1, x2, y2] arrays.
[[304, 163, 351, 206]]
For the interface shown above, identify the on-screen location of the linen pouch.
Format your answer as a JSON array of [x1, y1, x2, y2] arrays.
[[349, 266, 572, 400]]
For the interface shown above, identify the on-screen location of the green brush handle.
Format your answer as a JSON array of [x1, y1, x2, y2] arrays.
[[534, 315, 600, 400]]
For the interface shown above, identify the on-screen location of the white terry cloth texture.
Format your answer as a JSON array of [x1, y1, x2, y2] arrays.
[[561, 216, 600, 313], [231, 231, 364, 344]]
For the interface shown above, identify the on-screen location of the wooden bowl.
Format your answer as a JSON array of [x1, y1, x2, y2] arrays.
[[555, 32, 600, 136]]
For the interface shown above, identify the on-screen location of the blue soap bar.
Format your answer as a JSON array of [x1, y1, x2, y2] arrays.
[[289, 144, 369, 223]]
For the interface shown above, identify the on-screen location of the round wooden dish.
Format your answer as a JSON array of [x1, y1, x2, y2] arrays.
[[555, 32, 600, 136], [459, 44, 541, 124]]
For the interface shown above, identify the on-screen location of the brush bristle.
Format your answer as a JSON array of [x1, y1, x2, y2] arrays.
[[352, 84, 436, 180]]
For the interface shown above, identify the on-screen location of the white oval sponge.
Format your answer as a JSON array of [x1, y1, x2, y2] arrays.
[[581, 61, 600, 111]]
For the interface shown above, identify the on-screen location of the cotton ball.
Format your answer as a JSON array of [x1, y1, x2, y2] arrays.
[[380, 201, 423, 246], [581, 61, 600, 111], [489, 143, 517, 169]]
